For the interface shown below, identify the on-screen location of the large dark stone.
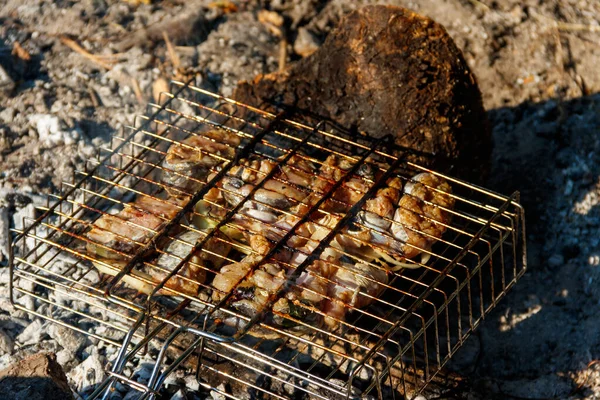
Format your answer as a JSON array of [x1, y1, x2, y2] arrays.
[[234, 5, 491, 182], [0, 353, 75, 400]]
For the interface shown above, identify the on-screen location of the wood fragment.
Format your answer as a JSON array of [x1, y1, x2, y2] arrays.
[[89, 52, 127, 61], [88, 86, 100, 108], [12, 42, 31, 61], [131, 76, 144, 104], [556, 22, 600, 33], [59, 36, 114, 70], [208, 1, 238, 14], [163, 31, 181, 72], [278, 36, 287, 73], [152, 76, 170, 104], [124, 0, 151, 5], [258, 10, 284, 37], [174, 46, 197, 56]]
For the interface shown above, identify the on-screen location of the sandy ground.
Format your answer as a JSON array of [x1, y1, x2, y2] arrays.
[[1, 0, 600, 398]]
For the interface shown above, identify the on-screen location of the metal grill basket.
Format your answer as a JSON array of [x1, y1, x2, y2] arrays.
[[9, 80, 526, 400]]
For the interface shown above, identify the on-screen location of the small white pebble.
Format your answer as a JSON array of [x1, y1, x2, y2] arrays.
[[16, 319, 44, 345], [0, 329, 14, 354], [210, 383, 227, 400], [56, 348, 75, 365], [184, 375, 200, 392]]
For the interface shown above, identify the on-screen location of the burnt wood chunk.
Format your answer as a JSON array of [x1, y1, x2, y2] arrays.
[[0, 353, 75, 400], [235, 5, 491, 182]]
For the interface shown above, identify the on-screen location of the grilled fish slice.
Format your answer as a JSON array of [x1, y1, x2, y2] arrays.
[[322, 261, 389, 329], [391, 172, 455, 260], [90, 229, 231, 296], [162, 128, 241, 193], [86, 195, 188, 260], [148, 230, 231, 296], [212, 255, 325, 330], [91, 259, 155, 294], [207, 153, 317, 248], [86, 195, 192, 293], [308, 154, 378, 214]]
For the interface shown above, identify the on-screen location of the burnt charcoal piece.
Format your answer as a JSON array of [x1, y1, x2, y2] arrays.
[[234, 5, 491, 182]]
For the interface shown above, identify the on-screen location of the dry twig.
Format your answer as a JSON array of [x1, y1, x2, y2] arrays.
[[130, 76, 144, 104], [556, 22, 600, 33], [162, 31, 181, 71], [278, 36, 287, 73], [59, 36, 115, 70], [88, 87, 100, 108], [12, 42, 31, 61]]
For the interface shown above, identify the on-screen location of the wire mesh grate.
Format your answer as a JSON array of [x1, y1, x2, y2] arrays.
[[9, 80, 526, 400]]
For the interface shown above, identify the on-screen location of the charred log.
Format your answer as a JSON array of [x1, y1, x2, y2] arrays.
[[234, 5, 491, 182]]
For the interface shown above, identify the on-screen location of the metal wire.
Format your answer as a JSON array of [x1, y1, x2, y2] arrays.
[[9, 81, 526, 400]]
